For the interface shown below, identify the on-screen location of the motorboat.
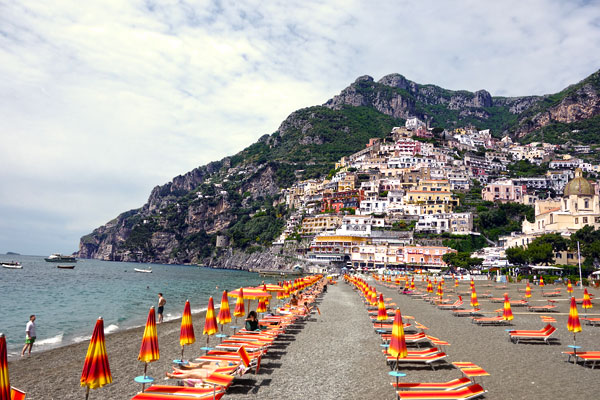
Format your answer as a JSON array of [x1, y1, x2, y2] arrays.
[[134, 268, 152, 273], [57, 265, 75, 269], [45, 253, 77, 262], [2, 261, 22, 269]]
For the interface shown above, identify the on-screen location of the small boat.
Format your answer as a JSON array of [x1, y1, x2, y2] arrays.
[[2, 261, 22, 269], [134, 268, 152, 273], [57, 265, 75, 269], [45, 253, 77, 262]]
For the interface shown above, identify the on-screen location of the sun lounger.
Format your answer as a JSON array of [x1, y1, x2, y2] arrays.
[[542, 290, 561, 297], [387, 352, 448, 370], [381, 332, 429, 347], [562, 351, 600, 369], [471, 316, 509, 325], [489, 297, 504, 303], [528, 301, 557, 312], [452, 309, 482, 317], [145, 385, 227, 396], [130, 391, 225, 400], [438, 296, 463, 310], [392, 377, 472, 390], [452, 362, 490, 382], [396, 383, 486, 399], [507, 324, 557, 344], [384, 347, 442, 357], [582, 317, 600, 326], [10, 387, 26, 400]]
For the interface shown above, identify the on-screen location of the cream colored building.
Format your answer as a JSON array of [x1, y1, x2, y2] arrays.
[[300, 214, 343, 236], [522, 169, 600, 235]]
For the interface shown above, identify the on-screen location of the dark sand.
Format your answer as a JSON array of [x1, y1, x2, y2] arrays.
[[7, 279, 600, 399]]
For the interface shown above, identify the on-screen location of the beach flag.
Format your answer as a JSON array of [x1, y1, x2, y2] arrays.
[[237, 346, 251, 368], [203, 297, 218, 336], [567, 279, 573, 294], [377, 294, 387, 322], [568, 297, 582, 334], [0, 333, 10, 400], [233, 288, 245, 317], [180, 300, 196, 347], [470, 287, 479, 308], [503, 293, 514, 321], [525, 282, 532, 298], [388, 309, 407, 371], [138, 307, 159, 363], [217, 291, 232, 325], [81, 318, 112, 398], [256, 298, 267, 313]]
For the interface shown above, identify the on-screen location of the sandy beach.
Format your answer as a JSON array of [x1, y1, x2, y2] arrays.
[[7, 278, 600, 399]]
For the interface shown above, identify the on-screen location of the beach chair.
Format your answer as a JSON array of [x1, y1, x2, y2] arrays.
[[438, 296, 463, 310], [471, 316, 509, 326], [582, 317, 600, 326], [452, 362, 490, 383], [144, 385, 227, 397], [10, 387, 26, 400], [130, 391, 225, 399], [562, 351, 600, 369], [387, 352, 448, 371], [384, 347, 443, 357], [381, 332, 429, 347], [508, 324, 557, 344], [396, 383, 487, 399], [392, 377, 472, 390], [542, 290, 561, 297], [452, 309, 482, 317]]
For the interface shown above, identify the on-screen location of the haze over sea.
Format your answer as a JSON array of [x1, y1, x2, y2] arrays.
[[0, 254, 267, 358]]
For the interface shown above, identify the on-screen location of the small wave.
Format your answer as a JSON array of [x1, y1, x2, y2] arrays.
[[162, 313, 181, 323], [104, 324, 119, 334], [36, 333, 64, 346], [72, 335, 92, 343], [191, 307, 208, 314]]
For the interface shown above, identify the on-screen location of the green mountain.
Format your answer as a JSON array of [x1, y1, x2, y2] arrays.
[[78, 70, 600, 264]]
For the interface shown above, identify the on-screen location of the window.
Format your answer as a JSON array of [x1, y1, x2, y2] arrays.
[[575, 218, 579, 224], [583, 217, 588, 224], [585, 199, 590, 209]]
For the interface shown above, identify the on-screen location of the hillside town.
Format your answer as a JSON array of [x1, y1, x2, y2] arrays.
[[272, 117, 600, 274]]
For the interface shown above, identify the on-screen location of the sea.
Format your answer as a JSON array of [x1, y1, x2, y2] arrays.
[[0, 254, 269, 358]]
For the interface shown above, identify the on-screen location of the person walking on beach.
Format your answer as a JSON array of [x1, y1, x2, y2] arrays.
[[20, 315, 36, 356], [158, 293, 166, 324]]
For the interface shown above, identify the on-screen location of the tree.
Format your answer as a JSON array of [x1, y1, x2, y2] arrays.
[[442, 252, 484, 271], [506, 246, 528, 266], [527, 242, 554, 265]]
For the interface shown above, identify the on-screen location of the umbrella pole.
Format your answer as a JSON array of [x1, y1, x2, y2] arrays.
[[181, 346, 184, 362], [573, 333, 577, 364], [85, 386, 90, 400], [142, 362, 148, 392]]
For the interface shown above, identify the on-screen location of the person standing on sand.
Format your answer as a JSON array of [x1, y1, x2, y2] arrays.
[[20, 315, 36, 356], [158, 293, 166, 324]]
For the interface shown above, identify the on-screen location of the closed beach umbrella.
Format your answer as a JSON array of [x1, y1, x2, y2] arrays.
[[582, 288, 593, 316], [377, 294, 387, 324], [503, 293, 513, 321], [137, 307, 159, 392], [470, 279, 474, 290], [539, 276, 544, 287], [426, 280, 433, 293], [0, 333, 11, 400], [217, 291, 231, 326], [203, 297, 218, 351], [568, 296, 582, 350], [180, 300, 195, 361], [567, 279, 573, 295], [525, 282, 532, 298], [470, 287, 479, 308], [233, 288, 245, 317], [81, 318, 112, 399], [410, 277, 415, 291], [436, 282, 443, 299], [455, 278, 459, 288], [256, 298, 267, 313], [404, 279, 410, 291], [388, 309, 408, 372]]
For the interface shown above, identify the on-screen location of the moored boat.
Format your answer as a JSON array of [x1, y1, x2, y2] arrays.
[[134, 268, 152, 273], [45, 253, 77, 262], [57, 265, 75, 269], [2, 261, 22, 269]]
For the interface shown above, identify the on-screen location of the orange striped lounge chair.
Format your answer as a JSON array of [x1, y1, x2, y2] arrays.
[[562, 351, 600, 369], [438, 296, 463, 310], [452, 309, 482, 317], [471, 316, 508, 326], [386, 352, 448, 371], [130, 386, 226, 399], [528, 301, 557, 312], [508, 324, 557, 344], [392, 377, 472, 390], [10, 387, 26, 400], [582, 317, 600, 327], [396, 383, 486, 399]]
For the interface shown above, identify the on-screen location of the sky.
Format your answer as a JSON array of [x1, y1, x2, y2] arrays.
[[1, 0, 600, 256]]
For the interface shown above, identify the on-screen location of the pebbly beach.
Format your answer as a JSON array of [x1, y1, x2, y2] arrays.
[[6, 276, 600, 400]]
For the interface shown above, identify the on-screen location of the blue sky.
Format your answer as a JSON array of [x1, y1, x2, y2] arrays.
[[1, 0, 600, 255]]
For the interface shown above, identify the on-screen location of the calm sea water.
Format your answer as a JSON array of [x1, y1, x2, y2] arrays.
[[0, 255, 268, 358]]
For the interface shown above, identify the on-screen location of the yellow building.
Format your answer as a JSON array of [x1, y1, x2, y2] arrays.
[[300, 214, 343, 236], [416, 179, 451, 192], [522, 169, 600, 235], [403, 190, 459, 214]]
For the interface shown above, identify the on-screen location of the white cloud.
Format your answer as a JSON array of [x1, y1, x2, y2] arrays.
[[1, 0, 599, 254]]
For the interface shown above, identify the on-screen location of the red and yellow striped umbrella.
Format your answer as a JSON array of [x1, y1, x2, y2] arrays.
[[138, 307, 159, 364], [454, 278, 459, 288], [180, 300, 196, 347], [256, 298, 267, 313], [228, 287, 271, 300], [503, 293, 513, 321], [567, 279, 573, 294], [81, 318, 112, 397], [404, 279, 410, 291], [388, 309, 407, 367], [568, 297, 582, 334], [217, 291, 232, 325], [377, 294, 387, 322], [582, 288, 593, 311], [233, 288, 245, 317], [426, 280, 433, 293], [436, 282, 443, 298], [470, 287, 479, 308], [525, 282, 532, 298], [470, 279, 474, 290], [410, 278, 415, 291], [203, 297, 218, 336], [0, 333, 10, 400], [539, 277, 544, 287]]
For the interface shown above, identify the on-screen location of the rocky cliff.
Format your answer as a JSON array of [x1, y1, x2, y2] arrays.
[[78, 69, 600, 267]]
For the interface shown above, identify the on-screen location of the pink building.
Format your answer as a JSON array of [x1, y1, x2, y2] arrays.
[[482, 180, 526, 203]]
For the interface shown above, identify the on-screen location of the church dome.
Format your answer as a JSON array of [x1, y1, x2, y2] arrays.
[[563, 168, 594, 197]]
